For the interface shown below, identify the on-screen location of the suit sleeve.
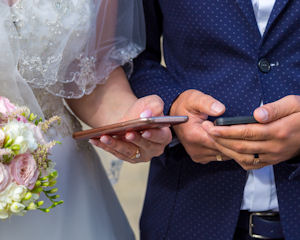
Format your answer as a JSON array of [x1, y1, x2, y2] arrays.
[[129, 0, 185, 114]]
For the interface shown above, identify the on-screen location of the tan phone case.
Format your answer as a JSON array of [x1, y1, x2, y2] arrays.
[[73, 116, 188, 140]]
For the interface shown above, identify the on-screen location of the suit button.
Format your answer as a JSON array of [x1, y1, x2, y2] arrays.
[[258, 58, 271, 73]]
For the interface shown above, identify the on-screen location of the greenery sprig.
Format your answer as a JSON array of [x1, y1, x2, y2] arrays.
[[23, 171, 63, 213]]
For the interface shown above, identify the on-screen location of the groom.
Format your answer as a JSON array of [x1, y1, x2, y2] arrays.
[[130, 0, 300, 240]]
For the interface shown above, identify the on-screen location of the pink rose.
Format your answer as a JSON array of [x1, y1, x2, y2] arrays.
[[10, 153, 39, 190], [0, 163, 11, 193], [0, 97, 16, 116]]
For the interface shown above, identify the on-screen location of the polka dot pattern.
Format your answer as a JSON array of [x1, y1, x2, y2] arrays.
[[130, 0, 300, 239]]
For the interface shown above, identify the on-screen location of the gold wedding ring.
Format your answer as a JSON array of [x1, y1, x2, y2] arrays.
[[253, 153, 260, 165], [216, 154, 223, 161], [130, 148, 141, 160]]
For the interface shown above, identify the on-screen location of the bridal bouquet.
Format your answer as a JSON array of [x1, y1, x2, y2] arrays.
[[0, 97, 62, 219]]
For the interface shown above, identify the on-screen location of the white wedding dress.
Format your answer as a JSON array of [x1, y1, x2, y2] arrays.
[[0, 0, 145, 239]]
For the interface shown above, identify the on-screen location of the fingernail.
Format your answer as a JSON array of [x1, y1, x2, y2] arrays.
[[256, 108, 268, 122], [100, 136, 112, 145], [125, 132, 135, 141], [141, 131, 151, 139], [140, 109, 152, 118], [211, 102, 225, 114]]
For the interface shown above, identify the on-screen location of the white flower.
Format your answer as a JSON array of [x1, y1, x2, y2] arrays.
[[3, 120, 38, 153], [0, 184, 13, 205], [11, 184, 27, 202], [10, 202, 25, 213], [0, 182, 27, 205], [0, 209, 8, 219], [0, 129, 5, 148], [0, 201, 8, 219], [0, 202, 6, 210]]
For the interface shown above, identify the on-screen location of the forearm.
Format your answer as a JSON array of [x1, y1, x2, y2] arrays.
[[130, 0, 184, 114], [66, 67, 137, 128]]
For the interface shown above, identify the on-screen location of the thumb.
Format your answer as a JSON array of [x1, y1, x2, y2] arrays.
[[190, 91, 225, 116], [140, 95, 164, 117], [254, 95, 300, 123], [123, 95, 164, 120]]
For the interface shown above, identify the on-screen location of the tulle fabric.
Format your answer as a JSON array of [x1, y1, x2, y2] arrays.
[[0, 0, 145, 115]]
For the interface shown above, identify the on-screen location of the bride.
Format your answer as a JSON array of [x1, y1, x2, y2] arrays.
[[0, 0, 171, 239]]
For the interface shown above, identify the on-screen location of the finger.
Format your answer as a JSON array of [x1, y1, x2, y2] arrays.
[[140, 127, 172, 144], [141, 95, 164, 117], [99, 135, 139, 159], [190, 125, 219, 149], [189, 91, 226, 116], [256, 153, 283, 166], [238, 162, 268, 170], [205, 123, 273, 141], [192, 155, 232, 163], [183, 143, 231, 161], [212, 137, 271, 154], [89, 139, 137, 163], [125, 132, 151, 149], [254, 95, 300, 123], [193, 155, 232, 162], [92, 138, 148, 163], [124, 95, 164, 121], [214, 141, 264, 167], [125, 132, 165, 157], [189, 147, 224, 157]]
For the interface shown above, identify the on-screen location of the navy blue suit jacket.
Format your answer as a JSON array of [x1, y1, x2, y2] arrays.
[[130, 0, 300, 239]]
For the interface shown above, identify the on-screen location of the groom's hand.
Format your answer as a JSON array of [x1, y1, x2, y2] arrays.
[[170, 89, 230, 163], [203, 95, 300, 170]]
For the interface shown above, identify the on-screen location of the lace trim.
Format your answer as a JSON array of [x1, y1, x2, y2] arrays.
[[72, 54, 97, 86], [18, 52, 63, 87], [8, 0, 143, 100], [17, 43, 141, 99]]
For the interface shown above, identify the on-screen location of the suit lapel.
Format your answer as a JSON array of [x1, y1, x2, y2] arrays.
[[235, 0, 260, 35], [263, 0, 290, 37], [235, 0, 291, 49]]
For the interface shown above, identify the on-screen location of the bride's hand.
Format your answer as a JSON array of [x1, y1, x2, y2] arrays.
[[89, 95, 172, 163]]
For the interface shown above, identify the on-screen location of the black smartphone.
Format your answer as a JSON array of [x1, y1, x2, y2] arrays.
[[214, 116, 258, 126]]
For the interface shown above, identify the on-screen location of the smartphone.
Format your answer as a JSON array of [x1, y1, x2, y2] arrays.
[[214, 116, 258, 126], [73, 116, 189, 140]]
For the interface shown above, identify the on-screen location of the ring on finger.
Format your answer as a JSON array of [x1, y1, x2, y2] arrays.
[[216, 154, 223, 161], [253, 153, 260, 165], [130, 148, 141, 160]]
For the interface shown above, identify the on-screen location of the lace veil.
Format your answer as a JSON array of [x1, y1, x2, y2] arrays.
[[0, 0, 145, 116]]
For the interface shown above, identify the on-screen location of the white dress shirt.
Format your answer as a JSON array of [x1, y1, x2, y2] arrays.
[[240, 0, 279, 211]]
